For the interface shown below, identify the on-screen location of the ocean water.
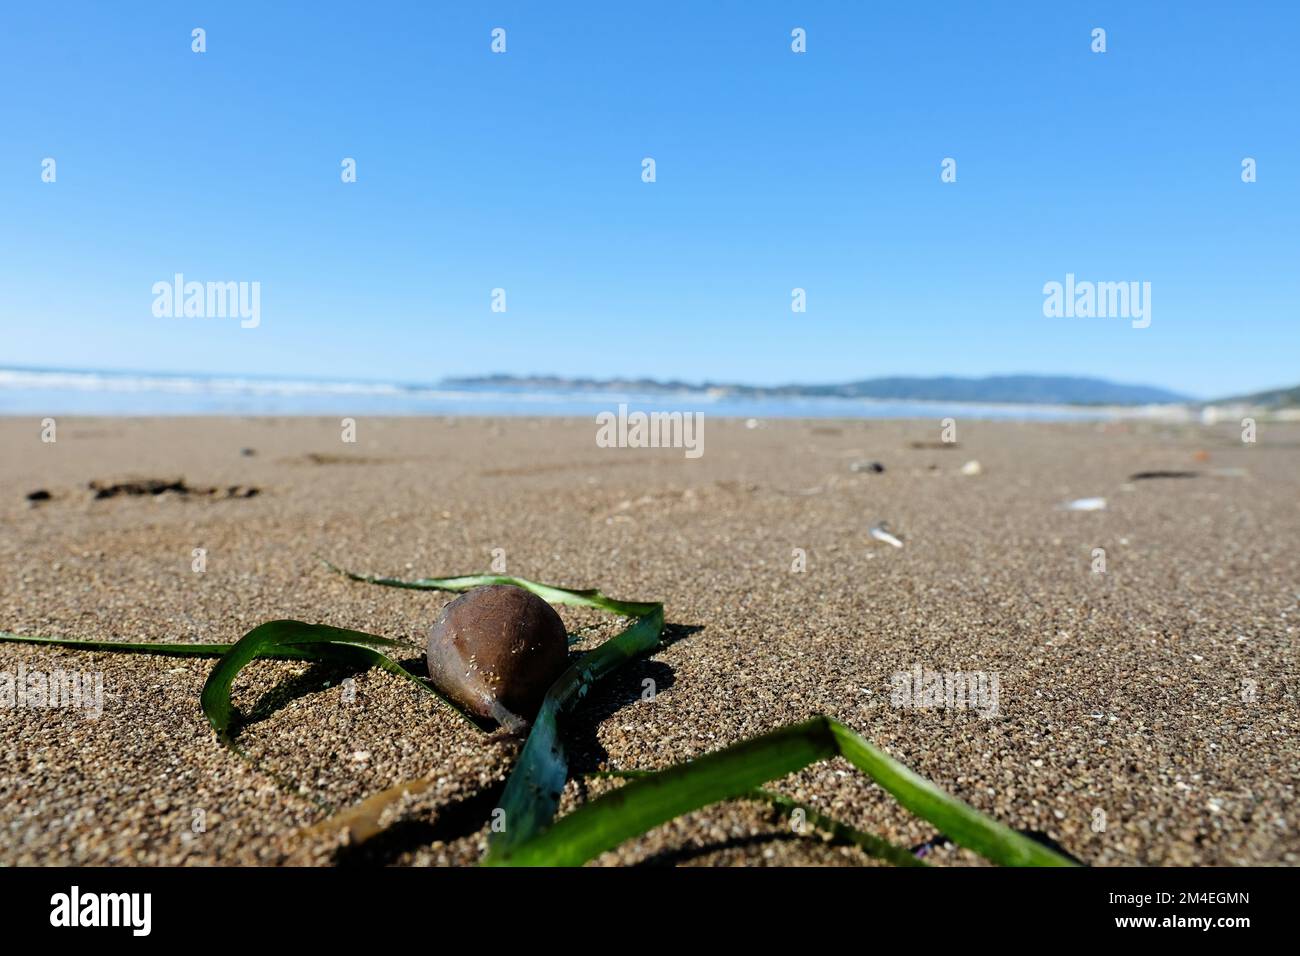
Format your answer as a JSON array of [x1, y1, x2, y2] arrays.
[[0, 367, 1120, 421]]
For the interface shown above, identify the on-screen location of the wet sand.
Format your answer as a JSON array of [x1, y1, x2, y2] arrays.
[[1, 416, 1297, 866]]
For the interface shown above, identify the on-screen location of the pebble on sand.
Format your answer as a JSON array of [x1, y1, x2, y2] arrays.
[[425, 584, 568, 728]]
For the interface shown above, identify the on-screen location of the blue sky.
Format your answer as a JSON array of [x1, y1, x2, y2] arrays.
[[1, 1, 1295, 399]]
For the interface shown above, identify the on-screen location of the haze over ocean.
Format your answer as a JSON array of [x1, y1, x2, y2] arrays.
[[0, 367, 1119, 419]]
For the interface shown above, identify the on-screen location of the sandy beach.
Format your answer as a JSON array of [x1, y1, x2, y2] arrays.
[[1, 416, 1297, 866]]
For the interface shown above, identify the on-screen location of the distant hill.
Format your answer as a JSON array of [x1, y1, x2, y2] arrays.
[[1207, 383, 1300, 408], [446, 374, 1191, 407]]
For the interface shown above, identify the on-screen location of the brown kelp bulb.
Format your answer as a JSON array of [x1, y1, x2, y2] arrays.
[[426, 585, 567, 726]]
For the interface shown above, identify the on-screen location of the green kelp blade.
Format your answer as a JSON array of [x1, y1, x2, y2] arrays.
[[3, 623, 479, 744], [824, 719, 1072, 867], [485, 717, 1077, 867], [322, 561, 660, 617], [198, 620, 477, 741], [588, 769, 925, 867], [0, 631, 318, 659], [488, 605, 664, 855]]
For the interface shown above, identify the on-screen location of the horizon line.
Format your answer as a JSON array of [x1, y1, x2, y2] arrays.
[[0, 363, 1244, 402]]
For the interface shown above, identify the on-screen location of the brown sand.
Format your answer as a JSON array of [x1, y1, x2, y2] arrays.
[[1, 416, 1297, 866]]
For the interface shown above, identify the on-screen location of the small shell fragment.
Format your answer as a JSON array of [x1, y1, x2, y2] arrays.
[[869, 522, 904, 548], [850, 460, 885, 474], [1061, 497, 1107, 511]]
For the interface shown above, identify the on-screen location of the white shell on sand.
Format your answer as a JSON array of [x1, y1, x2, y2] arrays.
[[869, 523, 905, 547], [1062, 497, 1107, 511]]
